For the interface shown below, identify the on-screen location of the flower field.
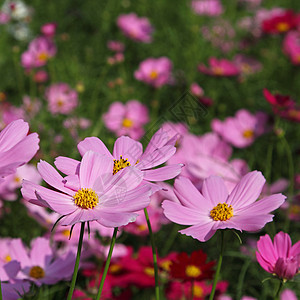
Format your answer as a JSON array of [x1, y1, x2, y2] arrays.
[[0, 0, 300, 299]]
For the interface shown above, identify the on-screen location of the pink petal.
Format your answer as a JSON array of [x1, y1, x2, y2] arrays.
[[162, 200, 209, 225], [227, 171, 265, 210], [256, 251, 274, 273], [54, 156, 80, 175], [37, 160, 74, 196], [179, 222, 216, 242], [79, 151, 113, 189], [274, 232, 291, 258], [257, 234, 278, 266], [30, 237, 53, 267], [142, 129, 171, 156], [9, 239, 31, 268], [59, 209, 100, 226], [202, 176, 229, 206], [97, 212, 139, 227], [143, 164, 183, 181], [64, 175, 80, 191], [77, 137, 113, 158], [290, 240, 300, 257], [113, 136, 143, 163], [173, 176, 212, 211]]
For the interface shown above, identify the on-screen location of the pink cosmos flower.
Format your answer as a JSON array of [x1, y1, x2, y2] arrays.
[[77, 128, 183, 185], [22, 150, 152, 227], [134, 57, 173, 88], [0, 102, 25, 129], [212, 109, 268, 148], [190, 82, 213, 106], [233, 54, 262, 76], [33, 70, 48, 83], [0, 11, 10, 24], [0, 119, 39, 182], [41, 22, 57, 38], [8, 237, 76, 286], [103, 100, 149, 140], [107, 40, 125, 52], [280, 289, 298, 300], [21, 36, 56, 69], [117, 13, 153, 43], [1, 281, 30, 300], [198, 57, 240, 77], [283, 31, 300, 65], [162, 171, 286, 242], [256, 231, 300, 280], [45, 83, 78, 115], [191, 0, 223, 16]]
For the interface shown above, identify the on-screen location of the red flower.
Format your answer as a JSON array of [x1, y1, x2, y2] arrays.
[[262, 10, 300, 34], [169, 250, 215, 281]]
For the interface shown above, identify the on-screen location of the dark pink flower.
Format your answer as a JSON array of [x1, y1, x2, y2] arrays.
[[41, 22, 57, 38], [283, 31, 300, 65]]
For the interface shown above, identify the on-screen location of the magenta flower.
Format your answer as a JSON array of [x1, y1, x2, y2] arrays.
[[211, 109, 268, 148], [256, 231, 300, 280], [22, 150, 152, 227], [191, 0, 223, 16], [45, 83, 78, 115], [0, 119, 39, 182], [8, 237, 76, 286], [117, 13, 153, 43], [283, 31, 300, 65], [77, 128, 183, 184], [162, 171, 286, 242], [198, 57, 240, 77], [103, 100, 149, 140], [41, 22, 57, 38], [21, 36, 56, 69], [135, 57, 173, 88]]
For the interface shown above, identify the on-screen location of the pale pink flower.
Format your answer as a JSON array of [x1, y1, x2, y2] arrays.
[[280, 289, 298, 300], [161, 122, 188, 145], [45, 83, 78, 115], [107, 40, 125, 52], [162, 171, 286, 242], [0, 119, 39, 182], [21, 36, 56, 69], [198, 57, 240, 76], [283, 31, 300, 65], [191, 0, 223, 16], [233, 54, 262, 76], [8, 237, 76, 286], [103, 100, 149, 140], [135, 57, 173, 88], [22, 96, 41, 120], [41, 22, 57, 38], [0, 102, 25, 129], [190, 83, 204, 98], [77, 128, 183, 185], [22, 150, 152, 227], [212, 109, 268, 148], [256, 231, 300, 280], [0, 11, 10, 24], [117, 13, 153, 43]]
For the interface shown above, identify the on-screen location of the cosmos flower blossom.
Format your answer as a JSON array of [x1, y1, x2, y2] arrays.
[[0, 119, 39, 183], [283, 31, 300, 65], [22, 150, 152, 227], [77, 128, 183, 184], [256, 231, 300, 280], [162, 171, 286, 242], [117, 13, 154, 43], [102, 100, 149, 140], [134, 57, 173, 88], [191, 0, 223, 16]]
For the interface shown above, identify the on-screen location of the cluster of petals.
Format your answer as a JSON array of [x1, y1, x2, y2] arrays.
[[211, 109, 268, 148], [256, 231, 300, 280], [191, 0, 223, 16], [21, 36, 56, 69], [117, 13, 154, 43], [0, 119, 39, 183], [103, 100, 149, 140], [283, 31, 300, 65], [198, 57, 240, 77], [162, 171, 286, 242], [40, 22, 57, 38], [134, 57, 173, 88], [45, 82, 78, 115]]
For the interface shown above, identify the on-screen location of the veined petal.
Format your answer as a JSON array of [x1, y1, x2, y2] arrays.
[[290, 240, 300, 257], [143, 164, 183, 181], [274, 232, 291, 259], [97, 212, 138, 227], [202, 176, 229, 206], [59, 209, 100, 226], [77, 137, 113, 158], [179, 222, 216, 242], [54, 156, 80, 175], [256, 251, 274, 273], [113, 136, 143, 163], [142, 129, 171, 156], [257, 234, 278, 266], [227, 171, 265, 210], [162, 200, 209, 225], [37, 160, 74, 196], [64, 175, 80, 191]]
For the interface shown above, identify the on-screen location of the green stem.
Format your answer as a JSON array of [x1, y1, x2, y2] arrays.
[[209, 231, 225, 300], [0, 279, 2, 300], [144, 207, 160, 300], [67, 222, 85, 300], [95, 227, 118, 300], [236, 259, 251, 300], [274, 279, 284, 300]]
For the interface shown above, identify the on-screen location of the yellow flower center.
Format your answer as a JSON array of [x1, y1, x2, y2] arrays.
[[37, 52, 49, 62], [113, 155, 131, 175], [212, 66, 223, 75], [5, 255, 11, 262], [276, 22, 290, 32], [109, 264, 122, 274], [62, 229, 70, 237], [160, 260, 172, 272], [137, 224, 147, 231], [185, 265, 202, 278], [144, 267, 155, 277], [56, 99, 64, 107], [149, 70, 158, 79], [29, 266, 45, 279], [122, 118, 133, 128], [210, 203, 233, 221], [73, 188, 99, 209], [193, 285, 204, 297], [243, 129, 254, 139]]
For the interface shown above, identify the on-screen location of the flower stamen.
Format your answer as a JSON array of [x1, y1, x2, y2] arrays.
[[29, 266, 45, 279], [113, 155, 131, 175], [210, 203, 233, 221], [73, 188, 99, 209]]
